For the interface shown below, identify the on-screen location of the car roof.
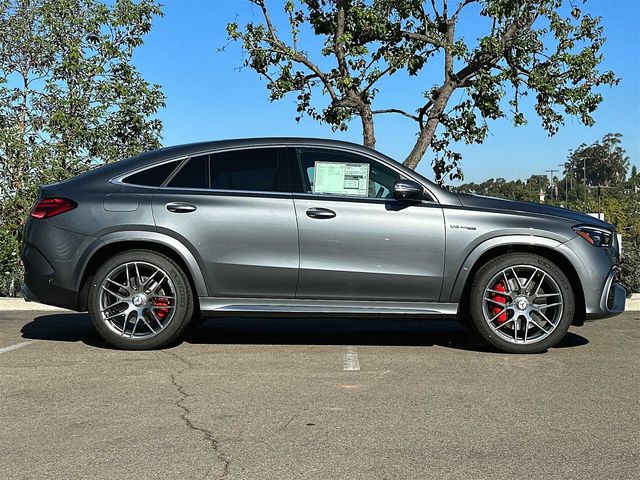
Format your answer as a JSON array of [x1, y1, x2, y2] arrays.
[[51, 137, 460, 205], [142, 137, 385, 160]]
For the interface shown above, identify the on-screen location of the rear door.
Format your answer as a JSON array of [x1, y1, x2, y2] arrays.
[[290, 147, 445, 301], [152, 147, 299, 298]]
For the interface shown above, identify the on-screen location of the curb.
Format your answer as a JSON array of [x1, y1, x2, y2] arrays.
[[627, 294, 640, 312], [0, 298, 70, 312], [1, 295, 639, 312]]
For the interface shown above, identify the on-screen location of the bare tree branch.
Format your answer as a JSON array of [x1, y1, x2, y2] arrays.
[[452, 0, 478, 20], [372, 108, 419, 122], [251, 0, 339, 102]]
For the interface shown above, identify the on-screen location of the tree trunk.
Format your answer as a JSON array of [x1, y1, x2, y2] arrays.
[[359, 104, 376, 148], [403, 84, 454, 170]]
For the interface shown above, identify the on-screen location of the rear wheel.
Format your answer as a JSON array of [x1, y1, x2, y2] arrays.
[[469, 253, 574, 354], [88, 250, 194, 350]]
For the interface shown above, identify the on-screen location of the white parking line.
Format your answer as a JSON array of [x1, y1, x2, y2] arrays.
[[0, 341, 34, 355], [343, 347, 360, 371]]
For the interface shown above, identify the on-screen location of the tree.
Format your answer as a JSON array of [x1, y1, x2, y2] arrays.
[[567, 133, 629, 186], [227, 0, 618, 182], [0, 0, 165, 295], [628, 164, 639, 190]]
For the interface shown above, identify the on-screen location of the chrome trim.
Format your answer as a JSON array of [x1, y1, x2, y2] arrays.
[[198, 297, 459, 316], [599, 266, 624, 313], [153, 187, 292, 198], [291, 192, 437, 206]]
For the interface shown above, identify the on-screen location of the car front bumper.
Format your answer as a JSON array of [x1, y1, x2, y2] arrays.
[[585, 266, 626, 320]]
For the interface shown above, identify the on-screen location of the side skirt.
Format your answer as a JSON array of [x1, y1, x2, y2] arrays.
[[199, 297, 459, 318]]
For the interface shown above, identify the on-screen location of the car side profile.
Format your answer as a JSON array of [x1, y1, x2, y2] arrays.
[[21, 138, 626, 353]]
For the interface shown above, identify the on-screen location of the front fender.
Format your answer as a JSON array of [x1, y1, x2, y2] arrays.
[[445, 234, 584, 304]]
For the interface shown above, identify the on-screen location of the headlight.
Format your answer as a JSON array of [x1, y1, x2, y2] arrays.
[[572, 225, 613, 247]]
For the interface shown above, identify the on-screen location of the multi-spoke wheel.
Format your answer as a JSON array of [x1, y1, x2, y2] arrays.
[[88, 250, 194, 349], [469, 253, 575, 354]]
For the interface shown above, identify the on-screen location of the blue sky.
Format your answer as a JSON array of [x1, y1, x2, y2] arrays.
[[132, 0, 639, 183]]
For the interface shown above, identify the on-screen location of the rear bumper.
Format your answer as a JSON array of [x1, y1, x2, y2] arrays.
[[585, 267, 626, 320], [21, 244, 80, 311], [20, 220, 94, 311]]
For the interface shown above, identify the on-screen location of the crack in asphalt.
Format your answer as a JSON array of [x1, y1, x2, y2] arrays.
[[164, 350, 231, 480]]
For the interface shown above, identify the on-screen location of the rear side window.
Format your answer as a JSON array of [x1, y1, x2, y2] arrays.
[[122, 160, 181, 187], [167, 155, 208, 189], [210, 148, 280, 192]]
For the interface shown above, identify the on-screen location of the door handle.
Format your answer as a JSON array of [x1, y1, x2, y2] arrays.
[[306, 207, 336, 219], [166, 202, 197, 213]]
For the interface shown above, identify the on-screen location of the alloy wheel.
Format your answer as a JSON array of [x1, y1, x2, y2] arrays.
[[482, 264, 564, 345], [98, 261, 176, 340]]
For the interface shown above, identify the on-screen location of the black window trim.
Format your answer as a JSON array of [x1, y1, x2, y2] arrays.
[[112, 145, 290, 196], [114, 157, 187, 189], [164, 153, 210, 189]]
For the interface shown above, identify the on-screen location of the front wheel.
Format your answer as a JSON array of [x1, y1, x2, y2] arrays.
[[88, 250, 194, 350], [469, 253, 575, 354]]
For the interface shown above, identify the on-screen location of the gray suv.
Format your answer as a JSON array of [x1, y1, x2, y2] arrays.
[[21, 138, 625, 353]]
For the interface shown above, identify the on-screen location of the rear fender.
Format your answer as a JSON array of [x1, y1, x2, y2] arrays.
[[76, 230, 208, 297]]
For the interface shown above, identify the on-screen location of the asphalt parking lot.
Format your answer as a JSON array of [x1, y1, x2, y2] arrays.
[[1, 310, 638, 480]]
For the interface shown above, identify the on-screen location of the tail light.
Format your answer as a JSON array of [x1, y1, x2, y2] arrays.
[[30, 198, 77, 219]]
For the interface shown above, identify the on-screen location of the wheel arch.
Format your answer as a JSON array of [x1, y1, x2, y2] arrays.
[[452, 240, 586, 326], [77, 233, 208, 311]]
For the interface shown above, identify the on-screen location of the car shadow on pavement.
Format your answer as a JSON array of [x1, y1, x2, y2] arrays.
[[21, 313, 110, 348], [21, 313, 589, 353]]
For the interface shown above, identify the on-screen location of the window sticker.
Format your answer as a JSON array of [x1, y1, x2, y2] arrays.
[[313, 161, 370, 196]]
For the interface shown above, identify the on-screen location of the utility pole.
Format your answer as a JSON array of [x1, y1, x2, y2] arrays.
[[545, 169, 558, 201], [559, 163, 568, 206], [583, 157, 587, 205], [575, 155, 593, 211]]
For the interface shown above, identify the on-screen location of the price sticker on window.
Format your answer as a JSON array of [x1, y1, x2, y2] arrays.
[[313, 162, 370, 196]]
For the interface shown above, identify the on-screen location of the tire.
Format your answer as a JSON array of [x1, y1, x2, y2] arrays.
[[469, 253, 575, 354], [88, 250, 194, 350]]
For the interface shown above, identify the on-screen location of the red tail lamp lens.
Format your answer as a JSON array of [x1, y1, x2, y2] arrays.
[[30, 198, 77, 219]]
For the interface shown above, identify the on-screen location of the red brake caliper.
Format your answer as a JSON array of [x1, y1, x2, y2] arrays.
[[490, 281, 508, 324], [151, 297, 170, 320]]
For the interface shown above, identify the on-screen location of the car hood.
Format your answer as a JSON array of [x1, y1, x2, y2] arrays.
[[456, 193, 614, 230]]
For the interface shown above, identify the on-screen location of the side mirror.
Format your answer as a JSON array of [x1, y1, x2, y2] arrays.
[[393, 180, 425, 201]]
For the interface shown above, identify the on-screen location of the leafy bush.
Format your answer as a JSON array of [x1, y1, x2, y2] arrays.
[[0, 228, 22, 297], [621, 236, 640, 295]]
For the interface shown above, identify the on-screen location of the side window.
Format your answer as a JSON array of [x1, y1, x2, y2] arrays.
[[210, 148, 281, 192], [122, 160, 181, 187], [167, 155, 208, 189], [297, 149, 400, 199]]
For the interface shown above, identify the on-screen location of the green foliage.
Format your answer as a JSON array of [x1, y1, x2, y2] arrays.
[[621, 235, 640, 294], [566, 133, 630, 186], [227, 0, 618, 183], [0, 228, 21, 296], [0, 0, 165, 296]]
